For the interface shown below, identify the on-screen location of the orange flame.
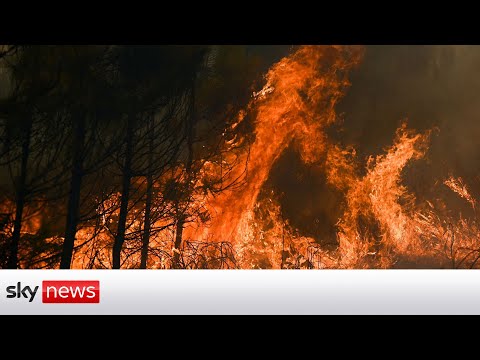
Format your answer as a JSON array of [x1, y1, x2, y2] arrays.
[[7, 45, 480, 269], [444, 177, 476, 210], [333, 124, 431, 267], [190, 46, 363, 261]]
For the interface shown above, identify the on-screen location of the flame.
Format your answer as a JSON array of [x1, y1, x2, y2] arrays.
[[444, 177, 476, 210], [5, 45, 480, 269], [189, 46, 363, 262], [332, 124, 431, 267]]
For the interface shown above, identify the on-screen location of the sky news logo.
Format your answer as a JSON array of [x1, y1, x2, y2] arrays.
[[5, 281, 100, 303]]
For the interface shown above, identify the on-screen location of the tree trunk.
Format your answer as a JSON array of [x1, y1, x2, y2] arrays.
[[112, 113, 135, 269], [172, 215, 185, 268], [60, 111, 86, 269], [7, 119, 32, 269], [172, 85, 195, 269], [140, 115, 154, 269]]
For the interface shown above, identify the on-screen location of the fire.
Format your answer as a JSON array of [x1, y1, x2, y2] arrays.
[[190, 43, 480, 269], [333, 124, 431, 267], [4, 45, 480, 269], [444, 177, 476, 210], [188, 46, 364, 264]]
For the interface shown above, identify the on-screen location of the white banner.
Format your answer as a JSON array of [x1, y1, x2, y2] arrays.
[[0, 270, 478, 314]]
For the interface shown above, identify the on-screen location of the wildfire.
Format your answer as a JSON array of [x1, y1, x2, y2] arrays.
[[189, 45, 364, 259], [332, 124, 430, 267], [191, 45, 480, 269], [4, 45, 480, 269]]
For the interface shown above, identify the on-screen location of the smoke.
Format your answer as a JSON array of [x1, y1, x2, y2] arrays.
[[338, 46, 480, 159]]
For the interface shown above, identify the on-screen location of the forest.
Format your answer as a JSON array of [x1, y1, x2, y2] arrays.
[[0, 45, 287, 269], [2, 45, 480, 270]]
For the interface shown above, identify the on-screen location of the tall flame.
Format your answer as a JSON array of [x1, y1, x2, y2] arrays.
[[6, 45, 480, 269], [191, 46, 364, 253], [333, 124, 431, 267]]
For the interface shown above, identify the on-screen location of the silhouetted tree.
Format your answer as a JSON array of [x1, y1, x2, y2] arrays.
[[111, 45, 208, 269], [0, 46, 63, 268], [171, 45, 260, 268], [58, 46, 120, 269], [0, 45, 275, 269]]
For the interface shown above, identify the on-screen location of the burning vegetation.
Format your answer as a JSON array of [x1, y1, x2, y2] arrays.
[[1, 45, 479, 269]]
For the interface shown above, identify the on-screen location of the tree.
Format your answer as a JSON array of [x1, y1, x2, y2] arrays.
[[111, 45, 208, 269], [0, 46, 64, 268], [58, 46, 120, 269], [170, 45, 261, 268], [0, 45, 278, 269]]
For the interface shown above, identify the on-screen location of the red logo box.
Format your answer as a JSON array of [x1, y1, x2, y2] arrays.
[[42, 281, 100, 303]]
